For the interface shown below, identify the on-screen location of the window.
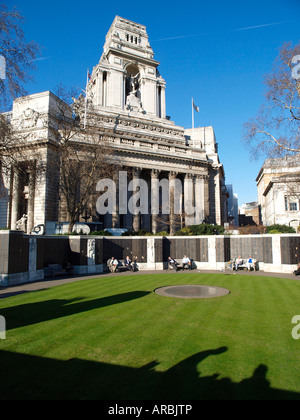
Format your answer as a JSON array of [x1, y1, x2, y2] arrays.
[[285, 195, 299, 212], [285, 196, 288, 211], [125, 33, 137, 44]]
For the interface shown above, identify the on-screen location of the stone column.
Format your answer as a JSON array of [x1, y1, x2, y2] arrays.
[[11, 167, 20, 230], [214, 170, 221, 225], [169, 171, 177, 235], [194, 175, 205, 225], [132, 167, 141, 232], [184, 173, 195, 226], [112, 171, 120, 228], [151, 169, 160, 234], [27, 168, 36, 234], [160, 85, 166, 119]]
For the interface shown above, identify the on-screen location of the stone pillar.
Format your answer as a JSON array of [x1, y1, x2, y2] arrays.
[[112, 171, 120, 228], [214, 171, 221, 225], [147, 237, 155, 270], [11, 167, 20, 230], [132, 167, 141, 232], [27, 168, 35, 234], [97, 71, 103, 106], [160, 85, 166, 119], [151, 169, 160, 234], [271, 235, 282, 272], [184, 173, 195, 226], [169, 171, 177, 235], [194, 175, 205, 225], [208, 236, 217, 270], [87, 238, 96, 273]]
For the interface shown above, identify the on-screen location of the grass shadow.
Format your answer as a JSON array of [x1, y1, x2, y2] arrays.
[[0, 347, 299, 400], [1, 291, 150, 330]]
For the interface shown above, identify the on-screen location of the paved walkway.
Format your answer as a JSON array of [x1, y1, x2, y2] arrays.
[[0, 268, 299, 299]]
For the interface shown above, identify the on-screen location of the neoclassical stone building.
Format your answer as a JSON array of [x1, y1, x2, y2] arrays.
[[256, 154, 300, 229], [1, 16, 228, 234]]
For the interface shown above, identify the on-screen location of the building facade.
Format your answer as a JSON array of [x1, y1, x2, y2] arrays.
[[256, 154, 300, 229], [238, 201, 261, 226], [1, 16, 228, 234], [226, 184, 239, 226]]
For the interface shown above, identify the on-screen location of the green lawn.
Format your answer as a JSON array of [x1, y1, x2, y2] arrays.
[[0, 272, 300, 400]]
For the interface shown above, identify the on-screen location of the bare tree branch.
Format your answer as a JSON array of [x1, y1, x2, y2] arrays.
[[243, 41, 300, 159], [0, 3, 40, 110]]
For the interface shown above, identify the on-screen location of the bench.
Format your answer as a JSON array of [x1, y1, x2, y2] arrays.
[[48, 264, 74, 279], [228, 258, 259, 271], [107, 259, 137, 273], [168, 259, 196, 271]]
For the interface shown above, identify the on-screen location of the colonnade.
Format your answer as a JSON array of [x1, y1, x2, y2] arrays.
[[8, 164, 212, 235], [109, 167, 208, 234]]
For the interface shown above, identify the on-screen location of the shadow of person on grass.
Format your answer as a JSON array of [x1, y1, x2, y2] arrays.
[[0, 346, 298, 400]]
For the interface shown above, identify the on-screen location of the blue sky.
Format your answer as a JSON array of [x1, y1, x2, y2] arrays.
[[7, 0, 300, 205]]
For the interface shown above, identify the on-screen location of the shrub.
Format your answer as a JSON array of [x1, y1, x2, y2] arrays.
[[174, 227, 192, 236], [266, 224, 296, 234], [175, 224, 225, 236], [156, 231, 168, 236], [90, 230, 113, 236]]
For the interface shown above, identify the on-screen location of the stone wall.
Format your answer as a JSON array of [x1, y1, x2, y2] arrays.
[[0, 231, 299, 286]]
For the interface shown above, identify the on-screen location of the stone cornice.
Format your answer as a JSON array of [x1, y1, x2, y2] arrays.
[[90, 111, 186, 142], [107, 48, 160, 68], [113, 145, 210, 169]]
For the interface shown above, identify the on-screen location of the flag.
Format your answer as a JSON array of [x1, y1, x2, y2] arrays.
[[192, 99, 199, 112]]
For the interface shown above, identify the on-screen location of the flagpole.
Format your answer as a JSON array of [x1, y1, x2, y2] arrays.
[[84, 68, 89, 129], [192, 97, 195, 147]]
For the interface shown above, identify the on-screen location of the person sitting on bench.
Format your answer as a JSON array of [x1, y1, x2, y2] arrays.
[[182, 255, 191, 270], [109, 257, 119, 273], [246, 256, 255, 271], [63, 260, 74, 275], [168, 257, 179, 271], [235, 256, 243, 271], [294, 262, 300, 276], [125, 256, 133, 271]]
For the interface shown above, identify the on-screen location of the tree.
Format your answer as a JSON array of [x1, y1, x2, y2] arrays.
[[243, 42, 300, 159], [0, 3, 39, 110], [47, 92, 116, 233]]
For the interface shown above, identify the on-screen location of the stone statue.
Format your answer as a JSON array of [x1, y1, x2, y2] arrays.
[[129, 73, 139, 96], [126, 73, 145, 113], [16, 214, 28, 232]]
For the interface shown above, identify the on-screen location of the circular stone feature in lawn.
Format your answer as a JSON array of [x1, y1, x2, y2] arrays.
[[154, 284, 230, 299]]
